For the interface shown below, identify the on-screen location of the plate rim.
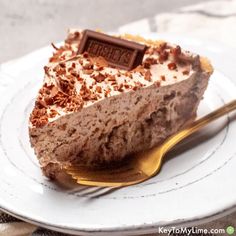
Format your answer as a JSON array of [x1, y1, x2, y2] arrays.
[[1, 205, 236, 235]]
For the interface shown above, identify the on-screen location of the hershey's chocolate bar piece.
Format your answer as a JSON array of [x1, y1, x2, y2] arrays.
[[78, 30, 147, 70]]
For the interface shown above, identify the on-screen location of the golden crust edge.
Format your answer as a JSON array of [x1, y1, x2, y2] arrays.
[[121, 33, 166, 47], [200, 57, 214, 74]]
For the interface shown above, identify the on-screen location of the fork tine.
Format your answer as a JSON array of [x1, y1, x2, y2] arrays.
[[76, 178, 145, 188], [65, 165, 148, 187], [67, 167, 145, 180]]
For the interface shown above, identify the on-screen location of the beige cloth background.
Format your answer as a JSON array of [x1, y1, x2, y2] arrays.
[[0, 0, 236, 235]]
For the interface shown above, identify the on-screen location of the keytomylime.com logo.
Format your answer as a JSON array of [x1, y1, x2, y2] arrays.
[[226, 226, 235, 235]]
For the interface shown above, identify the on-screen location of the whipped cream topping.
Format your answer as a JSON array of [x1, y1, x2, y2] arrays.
[[29, 30, 201, 128]]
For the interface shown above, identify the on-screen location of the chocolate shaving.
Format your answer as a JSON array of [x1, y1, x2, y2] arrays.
[[36, 99, 47, 109], [160, 75, 166, 81], [92, 73, 106, 83], [159, 50, 169, 63], [107, 75, 116, 82], [171, 45, 181, 59], [96, 86, 102, 93], [30, 108, 48, 128], [144, 70, 152, 82], [167, 62, 177, 70], [182, 70, 190, 75], [143, 57, 158, 69], [51, 43, 59, 51], [44, 66, 50, 77]]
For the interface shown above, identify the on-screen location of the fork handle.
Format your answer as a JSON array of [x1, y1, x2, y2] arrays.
[[162, 100, 236, 152]]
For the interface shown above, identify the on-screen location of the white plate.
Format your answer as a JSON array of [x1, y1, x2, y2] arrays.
[[0, 34, 236, 235]]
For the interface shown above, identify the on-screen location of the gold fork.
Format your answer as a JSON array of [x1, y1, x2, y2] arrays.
[[65, 100, 236, 187]]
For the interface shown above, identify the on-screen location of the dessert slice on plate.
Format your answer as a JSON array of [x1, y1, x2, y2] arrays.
[[29, 29, 213, 179]]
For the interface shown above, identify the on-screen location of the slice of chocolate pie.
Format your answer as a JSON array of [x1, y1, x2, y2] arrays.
[[29, 29, 213, 179]]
